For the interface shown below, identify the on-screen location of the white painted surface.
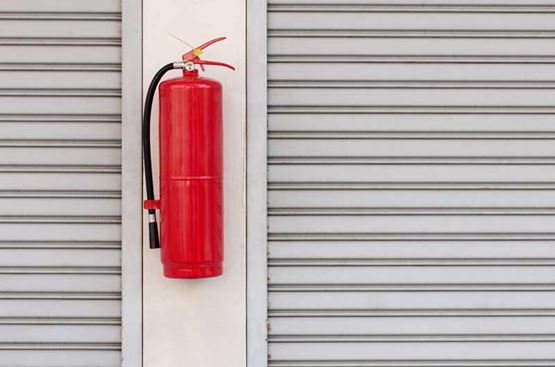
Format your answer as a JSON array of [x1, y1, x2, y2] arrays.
[[142, 0, 246, 366]]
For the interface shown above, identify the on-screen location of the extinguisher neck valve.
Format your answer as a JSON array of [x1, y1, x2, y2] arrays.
[[173, 61, 196, 71]]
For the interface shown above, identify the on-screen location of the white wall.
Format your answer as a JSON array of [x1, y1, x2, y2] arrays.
[[142, 0, 246, 366]]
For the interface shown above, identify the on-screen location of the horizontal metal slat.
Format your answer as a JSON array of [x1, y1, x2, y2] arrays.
[[268, 233, 555, 241], [0, 190, 120, 198], [0, 113, 121, 122], [269, 64, 555, 81], [0, 274, 120, 293], [0, 299, 120, 318], [0, 172, 120, 191], [269, 266, 555, 284], [0, 350, 120, 367], [4, 342, 120, 350], [269, 291, 555, 310], [269, 316, 555, 336], [0, 71, 121, 89], [269, 309, 555, 318], [0, 215, 120, 224], [0, 292, 120, 300], [1, 122, 120, 140], [268, 114, 555, 132], [0, 46, 120, 64], [269, 29, 555, 38], [0, 0, 120, 13], [269, 89, 555, 107], [0, 114, 121, 144], [0, 12, 121, 21], [0, 267, 120, 274], [268, 3, 555, 14], [0, 88, 120, 97], [0, 222, 120, 242], [0, 20, 120, 39], [0, 139, 120, 147], [269, 12, 555, 30], [0, 62, 121, 71], [269, 207, 555, 215], [269, 80, 555, 89], [0, 198, 119, 216], [269, 106, 555, 114], [269, 190, 555, 208], [269, 182, 555, 190], [268, 360, 555, 367], [0, 148, 120, 166], [269, 215, 555, 234], [0, 317, 120, 325], [0, 96, 120, 115], [269, 131, 555, 139], [269, 37, 555, 56], [270, 139, 555, 158], [269, 341, 555, 360], [270, 284, 555, 292], [0, 324, 120, 343], [269, 55, 555, 64], [0, 37, 120, 46], [269, 258, 555, 266], [0, 164, 120, 173], [269, 157, 555, 165], [268, 241, 555, 260], [0, 241, 120, 249], [268, 79, 555, 90], [269, 334, 555, 342], [270, 164, 555, 183], [0, 248, 120, 267]]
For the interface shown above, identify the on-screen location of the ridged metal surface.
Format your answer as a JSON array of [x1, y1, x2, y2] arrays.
[[0, 1, 122, 365], [266, 0, 555, 365]]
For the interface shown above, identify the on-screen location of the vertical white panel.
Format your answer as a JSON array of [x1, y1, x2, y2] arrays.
[[142, 1, 247, 367], [247, 0, 269, 366], [121, 0, 142, 366]]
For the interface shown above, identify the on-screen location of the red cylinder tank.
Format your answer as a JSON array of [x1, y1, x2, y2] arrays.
[[157, 69, 223, 278]]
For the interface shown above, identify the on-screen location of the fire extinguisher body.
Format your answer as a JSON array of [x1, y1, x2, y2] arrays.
[[158, 70, 223, 278]]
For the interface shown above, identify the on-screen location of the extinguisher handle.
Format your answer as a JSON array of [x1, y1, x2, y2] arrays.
[[180, 37, 235, 72], [195, 59, 235, 71], [181, 37, 227, 62]]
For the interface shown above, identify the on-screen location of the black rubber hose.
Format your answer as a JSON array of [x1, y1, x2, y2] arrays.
[[143, 63, 176, 249]]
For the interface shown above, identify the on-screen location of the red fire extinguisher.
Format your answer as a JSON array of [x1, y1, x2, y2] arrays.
[[143, 37, 234, 279]]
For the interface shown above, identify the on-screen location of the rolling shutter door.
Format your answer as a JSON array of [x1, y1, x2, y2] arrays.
[[266, 1, 555, 365], [0, 1, 123, 366]]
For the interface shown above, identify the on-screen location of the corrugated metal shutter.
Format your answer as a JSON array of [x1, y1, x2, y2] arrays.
[[266, 1, 555, 365], [0, 0, 122, 366]]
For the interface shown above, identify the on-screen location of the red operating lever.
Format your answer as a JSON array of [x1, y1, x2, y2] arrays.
[[182, 36, 235, 71]]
